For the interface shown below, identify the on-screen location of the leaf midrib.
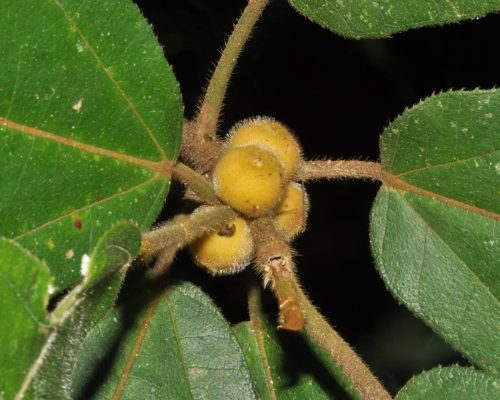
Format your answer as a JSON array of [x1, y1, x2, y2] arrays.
[[0, 117, 172, 175], [383, 174, 500, 221], [111, 292, 161, 400]]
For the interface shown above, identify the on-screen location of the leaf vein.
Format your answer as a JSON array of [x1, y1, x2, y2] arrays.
[[400, 193, 499, 305], [52, 0, 166, 160], [13, 176, 160, 240], [111, 291, 161, 400], [395, 149, 500, 178], [162, 292, 197, 399]]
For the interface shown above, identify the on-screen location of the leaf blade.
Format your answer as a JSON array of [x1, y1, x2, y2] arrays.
[[23, 221, 141, 400], [382, 90, 500, 215], [370, 188, 500, 373], [371, 89, 500, 373], [233, 317, 363, 399], [288, 0, 500, 38], [0, 0, 182, 290], [0, 239, 52, 400], [72, 281, 256, 400], [395, 366, 500, 400]]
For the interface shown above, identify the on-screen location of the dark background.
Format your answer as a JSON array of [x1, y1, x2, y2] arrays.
[[133, 0, 500, 394]]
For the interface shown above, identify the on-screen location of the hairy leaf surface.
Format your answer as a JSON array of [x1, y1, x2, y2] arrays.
[[233, 316, 362, 400], [395, 366, 500, 400], [0, 239, 51, 400], [288, 0, 500, 38], [21, 222, 140, 399], [370, 89, 500, 373], [0, 0, 182, 290], [72, 281, 256, 400]]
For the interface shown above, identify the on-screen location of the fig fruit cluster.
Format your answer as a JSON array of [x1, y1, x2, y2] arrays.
[[192, 117, 309, 275]]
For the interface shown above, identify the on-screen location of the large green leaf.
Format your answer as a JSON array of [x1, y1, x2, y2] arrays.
[[233, 316, 362, 399], [0, 0, 183, 290], [395, 366, 500, 400], [71, 281, 256, 399], [0, 239, 52, 400], [12, 221, 141, 399], [370, 89, 500, 373], [288, 0, 500, 38]]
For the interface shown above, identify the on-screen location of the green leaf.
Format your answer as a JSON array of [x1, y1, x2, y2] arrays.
[[395, 366, 500, 400], [71, 281, 256, 399], [0, 238, 52, 400], [233, 317, 362, 399], [19, 221, 141, 400], [0, 0, 183, 290], [288, 0, 500, 38], [370, 89, 500, 373]]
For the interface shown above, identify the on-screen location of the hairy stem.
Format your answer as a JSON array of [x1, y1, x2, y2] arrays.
[[297, 160, 385, 182], [172, 162, 219, 205], [195, 0, 270, 141], [250, 217, 304, 331], [298, 288, 392, 400], [141, 205, 236, 259]]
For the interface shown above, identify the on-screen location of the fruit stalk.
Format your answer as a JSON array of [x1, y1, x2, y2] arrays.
[[141, 205, 236, 259], [250, 217, 304, 331]]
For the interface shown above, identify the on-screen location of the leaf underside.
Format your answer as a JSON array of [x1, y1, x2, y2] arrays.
[[0, 0, 183, 290], [233, 316, 363, 400], [288, 0, 500, 38], [370, 89, 500, 373], [71, 281, 256, 400], [1, 222, 141, 399], [0, 239, 51, 400], [395, 366, 500, 400]]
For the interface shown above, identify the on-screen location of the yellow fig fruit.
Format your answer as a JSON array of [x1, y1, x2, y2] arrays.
[[213, 145, 284, 217], [273, 182, 308, 240], [227, 117, 301, 182], [192, 217, 254, 275]]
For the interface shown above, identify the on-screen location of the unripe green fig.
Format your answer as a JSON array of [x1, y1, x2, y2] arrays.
[[213, 145, 284, 217], [191, 217, 254, 275]]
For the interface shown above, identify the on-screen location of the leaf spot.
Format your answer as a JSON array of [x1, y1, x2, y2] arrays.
[[72, 215, 83, 230], [485, 113, 493, 119], [72, 98, 83, 112], [75, 40, 84, 53], [47, 238, 55, 249]]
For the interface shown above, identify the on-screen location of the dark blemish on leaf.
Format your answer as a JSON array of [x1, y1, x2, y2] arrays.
[[218, 223, 236, 237], [73, 215, 83, 230]]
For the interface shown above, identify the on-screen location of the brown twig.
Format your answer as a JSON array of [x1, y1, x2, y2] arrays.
[[248, 216, 391, 397], [249, 217, 304, 331], [298, 289, 393, 400]]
